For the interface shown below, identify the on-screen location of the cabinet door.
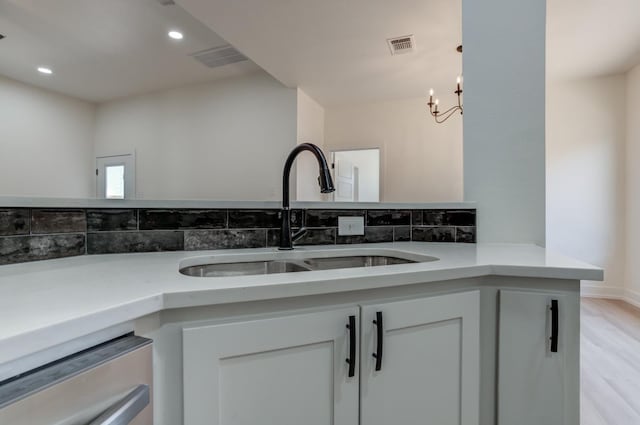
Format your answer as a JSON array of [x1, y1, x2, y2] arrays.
[[360, 291, 480, 425], [182, 307, 359, 425], [498, 290, 578, 425]]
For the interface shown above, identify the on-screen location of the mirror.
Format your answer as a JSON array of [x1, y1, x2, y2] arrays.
[[0, 0, 462, 203]]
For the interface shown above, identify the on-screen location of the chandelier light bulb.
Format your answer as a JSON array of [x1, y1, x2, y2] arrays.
[[426, 68, 463, 123]]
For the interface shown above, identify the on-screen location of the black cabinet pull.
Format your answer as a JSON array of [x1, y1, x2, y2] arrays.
[[346, 315, 356, 377], [372, 311, 383, 371], [550, 300, 559, 353]]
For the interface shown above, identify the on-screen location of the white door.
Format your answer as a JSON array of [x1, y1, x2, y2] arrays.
[[498, 290, 578, 425], [182, 307, 360, 425], [333, 156, 356, 202], [360, 291, 480, 425], [96, 154, 135, 199], [331, 149, 380, 202]]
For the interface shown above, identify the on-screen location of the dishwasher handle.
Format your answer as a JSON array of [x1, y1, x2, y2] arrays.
[[88, 384, 149, 425]]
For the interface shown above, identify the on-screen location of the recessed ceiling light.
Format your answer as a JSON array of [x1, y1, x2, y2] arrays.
[[37, 67, 53, 75], [168, 31, 183, 40]]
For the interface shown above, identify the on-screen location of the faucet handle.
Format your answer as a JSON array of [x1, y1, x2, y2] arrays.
[[292, 228, 308, 243]]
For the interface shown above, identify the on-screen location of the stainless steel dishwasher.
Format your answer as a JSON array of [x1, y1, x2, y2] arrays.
[[0, 335, 153, 425]]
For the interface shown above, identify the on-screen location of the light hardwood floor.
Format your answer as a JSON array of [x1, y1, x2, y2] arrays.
[[581, 298, 640, 425]]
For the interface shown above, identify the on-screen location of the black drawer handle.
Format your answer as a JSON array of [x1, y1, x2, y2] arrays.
[[550, 300, 559, 353], [372, 311, 383, 371], [346, 315, 356, 377]]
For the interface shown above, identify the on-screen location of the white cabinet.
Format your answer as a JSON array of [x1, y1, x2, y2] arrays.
[[182, 291, 481, 425], [360, 290, 481, 425], [498, 290, 579, 425], [182, 306, 359, 425]]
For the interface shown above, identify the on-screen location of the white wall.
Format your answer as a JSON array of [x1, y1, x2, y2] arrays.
[[296, 89, 328, 201], [463, 0, 546, 245], [94, 72, 297, 200], [625, 64, 640, 307], [546, 75, 627, 294], [324, 97, 463, 202], [0, 75, 95, 198]]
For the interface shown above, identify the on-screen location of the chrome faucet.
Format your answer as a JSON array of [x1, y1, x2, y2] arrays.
[[279, 143, 335, 250]]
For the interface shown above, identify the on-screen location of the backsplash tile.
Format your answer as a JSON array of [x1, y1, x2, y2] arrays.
[[412, 226, 456, 242], [87, 209, 137, 232], [456, 226, 476, 243], [366, 210, 411, 226], [305, 209, 365, 227], [393, 226, 411, 242], [267, 228, 336, 247], [186, 229, 266, 250], [139, 209, 226, 230], [446, 210, 476, 226], [229, 209, 277, 228], [0, 209, 30, 236], [87, 231, 184, 254], [0, 206, 475, 265], [228, 209, 303, 228], [336, 226, 394, 244], [0, 234, 85, 265], [292, 228, 336, 246], [411, 210, 423, 226], [422, 210, 476, 227], [266, 229, 280, 247], [422, 210, 447, 226], [31, 209, 86, 234]]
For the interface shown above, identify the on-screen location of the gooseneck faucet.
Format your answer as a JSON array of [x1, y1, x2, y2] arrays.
[[279, 143, 335, 250]]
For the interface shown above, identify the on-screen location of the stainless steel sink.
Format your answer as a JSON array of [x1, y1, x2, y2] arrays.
[[301, 255, 414, 270], [180, 260, 311, 277], [180, 255, 420, 277]]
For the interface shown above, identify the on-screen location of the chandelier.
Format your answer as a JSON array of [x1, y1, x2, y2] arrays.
[[427, 45, 463, 124]]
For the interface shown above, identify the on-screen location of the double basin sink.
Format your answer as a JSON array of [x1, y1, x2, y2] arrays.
[[180, 251, 438, 278]]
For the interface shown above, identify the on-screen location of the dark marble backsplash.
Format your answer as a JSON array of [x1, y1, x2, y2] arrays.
[[0, 209, 29, 236], [0, 207, 476, 265]]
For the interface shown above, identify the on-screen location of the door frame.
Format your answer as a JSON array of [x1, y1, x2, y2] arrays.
[[95, 152, 136, 199], [329, 147, 382, 202]]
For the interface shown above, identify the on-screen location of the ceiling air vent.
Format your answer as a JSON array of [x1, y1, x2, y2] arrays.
[[387, 35, 415, 55], [156, 0, 175, 5], [190, 45, 248, 68]]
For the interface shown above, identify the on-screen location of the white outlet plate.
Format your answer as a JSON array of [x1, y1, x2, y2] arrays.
[[338, 216, 365, 236]]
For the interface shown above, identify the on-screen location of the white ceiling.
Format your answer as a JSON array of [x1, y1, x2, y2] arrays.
[[0, 0, 259, 102], [3, 0, 629, 107], [176, 0, 462, 106], [547, 0, 640, 79]]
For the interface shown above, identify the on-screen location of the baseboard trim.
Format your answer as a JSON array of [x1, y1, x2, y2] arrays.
[[580, 284, 640, 310], [580, 284, 625, 299], [624, 289, 640, 310]]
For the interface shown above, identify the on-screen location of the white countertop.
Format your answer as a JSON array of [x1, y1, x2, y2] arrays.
[[0, 195, 475, 210], [0, 242, 602, 369]]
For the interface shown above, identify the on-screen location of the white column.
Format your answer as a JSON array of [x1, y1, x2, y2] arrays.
[[462, 0, 546, 245]]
